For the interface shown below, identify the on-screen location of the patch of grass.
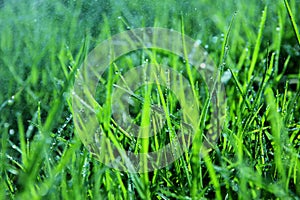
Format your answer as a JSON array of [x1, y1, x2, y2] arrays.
[[0, 0, 299, 199]]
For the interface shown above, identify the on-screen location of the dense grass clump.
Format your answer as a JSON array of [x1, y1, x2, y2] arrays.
[[0, 0, 299, 199]]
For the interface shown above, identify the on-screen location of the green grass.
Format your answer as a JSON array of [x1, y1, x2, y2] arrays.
[[0, 0, 300, 199]]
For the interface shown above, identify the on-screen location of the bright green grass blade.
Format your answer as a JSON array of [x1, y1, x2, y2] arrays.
[[252, 52, 275, 107], [219, 12, 236, 70], [228, 67, 251, 109], [284, 0, 300, 46], [139, 80, 152, 199], [248, 6, 268, 83], [17, 114, 27, 168], [203, 154, 222, 200], [265, 87, 287, 190]]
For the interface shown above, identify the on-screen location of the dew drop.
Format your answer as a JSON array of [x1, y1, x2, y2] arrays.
[[221, 70, 232, 83], [4, 123, 9, 128], [9, 129, 15, 135], [200, 63, 206, 69], [212, 36, 218, 43], [193, 39, 202, 47], [8, 96, 15, 105], [28, 125, 34, 131]]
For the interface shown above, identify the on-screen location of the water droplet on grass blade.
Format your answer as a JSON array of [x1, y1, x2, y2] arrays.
[[9, 129, 15, 135], [8, 96, 15, 105], [4, 123, 9, 128], [221, 70, 232, 83], [212, 36, 218, 43], [200, 63, 206, 69], [193, 39, 202, 47], [28, 125, 34, 131]]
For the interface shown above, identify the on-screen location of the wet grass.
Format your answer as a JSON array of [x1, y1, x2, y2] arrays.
[[0, 0, 300, 199]]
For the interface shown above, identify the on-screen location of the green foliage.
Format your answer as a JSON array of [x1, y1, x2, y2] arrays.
[[0, 0, 299, 199]]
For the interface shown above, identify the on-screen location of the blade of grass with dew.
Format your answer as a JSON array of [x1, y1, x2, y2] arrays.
[[139, 70, 152, 199], [252, 52, 275, 108], [181, 16, 197, 102], [219, 11, 236, 71], [17, 113, 28, 168], [265, 87, 287, 192], [228, 67, 252, 109], [247, 6, 268, 83]]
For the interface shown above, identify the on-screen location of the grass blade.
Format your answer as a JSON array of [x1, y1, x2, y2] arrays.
[[284, 0, 300, 46], [248, 6, 268, 83]]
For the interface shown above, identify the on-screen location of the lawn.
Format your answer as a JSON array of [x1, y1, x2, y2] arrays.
[[0, 0, 299, 199]]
